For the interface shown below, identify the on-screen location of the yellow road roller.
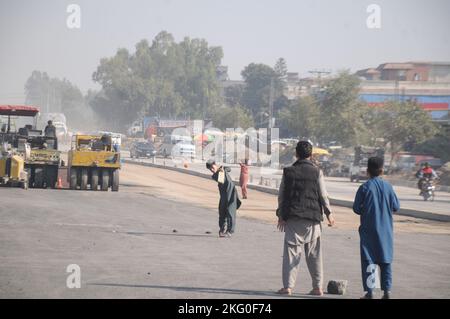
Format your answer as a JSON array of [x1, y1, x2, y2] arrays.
[[67, 134, 120, 191]]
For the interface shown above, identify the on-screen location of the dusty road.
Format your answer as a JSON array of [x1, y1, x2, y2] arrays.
[[0, 163, 449, 298], [121, 163, 450, 235], [122, 154, 450, 219]]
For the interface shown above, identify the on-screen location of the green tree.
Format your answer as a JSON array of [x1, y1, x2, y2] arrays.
[[412, 130, 450, 163], [375, 100, 439, 164], [224, 84, 244, 107], [274, 57, 288, 82], [315, 71, 373, 146], [279, 96, 319, 139], [240, 63, 278, 121], [211, 105, 254, 130], [91, 31, 224, 131], [24, 71, 89, 128]]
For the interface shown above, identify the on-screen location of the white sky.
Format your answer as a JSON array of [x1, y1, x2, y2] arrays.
[[1, 0, 449, 103]]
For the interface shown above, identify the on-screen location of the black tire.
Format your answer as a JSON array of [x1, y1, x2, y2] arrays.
[[70, 168, 77, 190], [101, 170, 109, 191], [91, 169, 99, 191], [46, 166, 58, 189], [112, 169, 119, 192], [80, 168, 88, 190], [32, 168, 44, 188]]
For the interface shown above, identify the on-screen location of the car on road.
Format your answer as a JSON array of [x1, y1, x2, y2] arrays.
[[160, 135, 195, 159], [130, 141, 157, 159]]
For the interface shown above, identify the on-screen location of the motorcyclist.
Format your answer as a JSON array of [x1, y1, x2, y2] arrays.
[[416, 162, 438, 195]]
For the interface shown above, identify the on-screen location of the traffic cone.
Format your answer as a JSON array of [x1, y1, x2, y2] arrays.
[[57, 177, 63, 189]]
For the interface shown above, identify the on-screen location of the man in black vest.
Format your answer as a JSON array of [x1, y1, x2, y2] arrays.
[[276, 140, 335, 296]]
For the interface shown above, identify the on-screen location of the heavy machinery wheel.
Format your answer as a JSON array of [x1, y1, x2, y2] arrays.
[[33, 168, 44, 188], [80, 168, 88, 190], [101, 170, 109, 191], [70, 168, 77, 190], [91, 169, 99, 191], [112, 169, 119, 192], [46, 166, 58, 189]]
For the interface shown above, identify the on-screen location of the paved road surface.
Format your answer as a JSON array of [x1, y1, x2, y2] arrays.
[[1, 163, 449, 298], [123, 153, 450, 218]]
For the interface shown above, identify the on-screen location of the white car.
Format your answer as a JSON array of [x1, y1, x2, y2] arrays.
[[160, 135, 195, 159]]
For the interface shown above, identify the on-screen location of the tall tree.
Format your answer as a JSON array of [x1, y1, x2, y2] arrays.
[[274, 57, 288, 82], [240, 63, 279, 123], [224, 84, 244, 107], [211, 105, 254, 130], [91, 31, 224, 131], [279, 96, 319, 139], [24, 71, 88, 128], [315, 71, 373, 146], [374, 100, 438, 165]]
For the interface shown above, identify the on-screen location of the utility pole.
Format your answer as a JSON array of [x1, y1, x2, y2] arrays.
[[268, 77, 274, 155], [269, 77, 274, 130], [308, 69, 331, 92]]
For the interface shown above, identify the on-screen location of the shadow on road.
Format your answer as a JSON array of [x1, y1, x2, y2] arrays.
[[122, 231, 217, 238], [87, 283, 338, 299]]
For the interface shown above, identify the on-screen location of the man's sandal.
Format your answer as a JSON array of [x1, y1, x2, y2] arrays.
[[277, 288, 292, 295], [308, 288, 324, 296]]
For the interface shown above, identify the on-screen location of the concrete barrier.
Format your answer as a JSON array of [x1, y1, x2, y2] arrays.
[[124, 159, 450, 223]]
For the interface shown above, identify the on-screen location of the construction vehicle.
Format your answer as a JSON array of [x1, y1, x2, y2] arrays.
[[67, 134, 120, 191], [0, 143, 28, 189], [0, 105, 60, 188]]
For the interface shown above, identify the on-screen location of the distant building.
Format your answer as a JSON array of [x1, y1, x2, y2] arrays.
[[284, 72, 302, 100], [355, 62, 450, 125], [216, 65, 229, 82], [356, 61, 450, 82]]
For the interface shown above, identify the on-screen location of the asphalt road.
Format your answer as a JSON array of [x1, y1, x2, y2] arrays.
[[0, 164, 449, 298], [123, 153, 450, 218]]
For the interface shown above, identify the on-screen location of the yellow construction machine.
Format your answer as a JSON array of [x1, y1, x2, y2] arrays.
[[0, 149, 28, 189], [0, 105, 60, 188], [68, 134, 120, 191]]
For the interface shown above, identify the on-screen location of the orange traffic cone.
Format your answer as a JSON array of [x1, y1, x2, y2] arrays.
[[57, 177, 63, 189]]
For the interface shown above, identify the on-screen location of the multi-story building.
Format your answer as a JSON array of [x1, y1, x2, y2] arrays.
[[356, 62, 450, 125]]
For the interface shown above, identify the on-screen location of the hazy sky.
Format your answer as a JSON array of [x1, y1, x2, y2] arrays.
[[1, 0, 449, 103]]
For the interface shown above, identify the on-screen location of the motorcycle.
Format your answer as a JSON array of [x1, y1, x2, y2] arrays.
[[421, 178, 435, 201]]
